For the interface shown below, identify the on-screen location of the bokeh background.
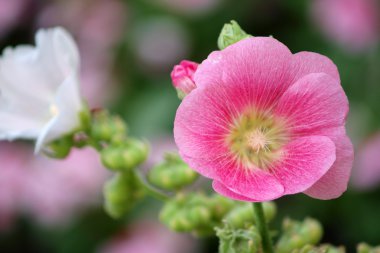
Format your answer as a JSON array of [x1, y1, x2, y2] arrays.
[[0, 0, 380, 252]]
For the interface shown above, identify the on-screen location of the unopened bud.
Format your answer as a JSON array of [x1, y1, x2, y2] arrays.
[[160, 193, 213, 234], [216, 223, 261, 253], [103, 172, 145, 219], [101, 139, 149, 171], [276, 218, 323, 253], [358, 243, 380, 253], [171, 60, 198, 99], [45, 136, 73, 159], [217, 20, 252, 50], [209, 194, 235, 220], [91, 110, 127, 143], [148, 153, 198, 190], [225, 202, 276, 228]]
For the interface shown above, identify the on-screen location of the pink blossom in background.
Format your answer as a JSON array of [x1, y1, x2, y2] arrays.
[[352, 133, 380, 190], [171, 60, 199, 97], [37, 0, 127, 107], [311, 0, 380, 52], [98, 221, 197, 253], [154, 0, 222, 16], [132, 18, 190, 72], [0, 0, 29, 39], [0, 143, 31, 231], [0, 144, 108, 229], [174, 37, 353, 202], [24, 148, 109, 226]]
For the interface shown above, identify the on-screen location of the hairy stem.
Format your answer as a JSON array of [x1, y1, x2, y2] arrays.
[[253, 202, 274, 253]]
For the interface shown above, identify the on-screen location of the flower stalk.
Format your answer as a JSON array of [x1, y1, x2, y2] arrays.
[[252, 202, 274, 253]]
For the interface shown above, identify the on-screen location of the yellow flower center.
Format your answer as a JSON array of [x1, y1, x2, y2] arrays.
[[226, 109, 288, 170]]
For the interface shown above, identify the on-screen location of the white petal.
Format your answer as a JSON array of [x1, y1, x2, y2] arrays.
[[35, 72, 83, 153], [0, 27, 82, 144]]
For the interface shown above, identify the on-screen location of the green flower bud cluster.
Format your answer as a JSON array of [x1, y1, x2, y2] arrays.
[[90, 110, 128, 144], [218, 20, 252, 50], [160, 193, 235, 236], [101, 138, 149, 172], [216, 223, 261, 253], [276, 218, 323, 253], [160, 192, 278, 238], [358, 243, 380, 253], [293, 244, 345, 253], [224, 202, 276, 229], [148, 153, 198, 191], [88, 110, 149, 218], [103, 171, 145, 219]]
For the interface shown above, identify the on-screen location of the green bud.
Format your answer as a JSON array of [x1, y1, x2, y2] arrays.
[[224, 202, 276, 228], [160, 193, 213, 234], [276, 218, 323, 253], [101, 139, 149, 171], [91, 110, 128, 143], [358, 243, 380, 253], [293, 244, 346, 253], [216, 223, 261, 253], [148, 153, 198, 190], [45, 135, 73, 159], [217, 20, 252, 50], [103, 172, 145, 218], [209, 194, 235, 220]]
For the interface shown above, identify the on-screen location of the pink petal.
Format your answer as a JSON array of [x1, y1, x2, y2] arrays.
[[194, 37, 294, 109], [213, 166, 284, 201], [212, 180, 258, 202], [290, 51, 340, 83], [304, 128, 353, 199], [271, 136, 336, 194], [274, 73, 348, 135]]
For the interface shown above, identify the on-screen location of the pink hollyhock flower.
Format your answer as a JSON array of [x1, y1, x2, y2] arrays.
[[171, 60, 199, 98], [174, 37, 353, 201], [352, 133, 380, 190], [98, 220, 197, 253], [311, 0, 380, 52]]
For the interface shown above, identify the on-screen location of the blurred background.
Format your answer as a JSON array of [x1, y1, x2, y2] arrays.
[[0, 0, 380, 252]]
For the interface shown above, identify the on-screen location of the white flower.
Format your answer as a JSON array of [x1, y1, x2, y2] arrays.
[[0, 27, 84, 152]]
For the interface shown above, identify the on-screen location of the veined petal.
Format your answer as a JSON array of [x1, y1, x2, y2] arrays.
[[304, 127, 353, 199], [271, 136, 336, 194], [194, 37, 294, 109], [290, 51, 340, 83], [274, 73, 348, 135]]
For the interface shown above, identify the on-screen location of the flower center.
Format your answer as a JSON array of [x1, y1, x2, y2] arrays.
[[226, 110, 288, 170], [49, 104, 59, 117]]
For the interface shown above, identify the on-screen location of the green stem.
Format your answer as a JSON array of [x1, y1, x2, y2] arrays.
[[135, 171, 170, 202], [253, 202, 274, 253]]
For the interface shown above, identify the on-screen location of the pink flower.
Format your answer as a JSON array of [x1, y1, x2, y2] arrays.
[[174, 37, 353, 202], [311, 0, 380, 52], [352, 133, 380, 190], [171, 60, 199, 97]]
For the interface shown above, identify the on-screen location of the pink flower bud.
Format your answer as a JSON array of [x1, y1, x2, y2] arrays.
[[171, 60, 198, 98]]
